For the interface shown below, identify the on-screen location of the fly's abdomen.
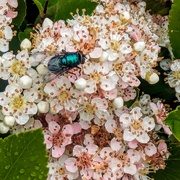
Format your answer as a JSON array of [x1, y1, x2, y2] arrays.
[[61, 53, 80, 66]]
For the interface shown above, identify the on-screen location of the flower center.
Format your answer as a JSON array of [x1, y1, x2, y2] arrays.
[[110, 40, 120, 51], [173, 71, 180, 80], [59, 90, 70, 102], [9, 95, 26, 110], [90, 72, 102, 83], [85, 104, 95, 114], [58, 167, 66, 175], [10, 60, 26, 76], [131, 120, 142, 130], [0, 29, 5, 38], [76, 152, 92, 169]]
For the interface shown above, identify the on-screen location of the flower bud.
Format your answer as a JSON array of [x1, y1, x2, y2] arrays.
[[133, 41, 145, 52], [19, 75, 33, 89], [0, 122, 9, 134], [20, 38, 32, 51], [4, 116, 15, 127], [37, 101, 50, 113], [75, 78, 87, 90], [42, 18, 53, 29], [113, 97, 124, 108], [145, 72, 159, 84], [36, 64, 49, 75]]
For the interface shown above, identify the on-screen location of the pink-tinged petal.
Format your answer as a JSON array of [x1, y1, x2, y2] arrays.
[[44, 135, 52, 149], [8, 0, 18, 8], [131, 107, 142, 120], [61, 136, 72, 146], [86, 144, 98, 155], [123, 129, 135, 142], [52, 146, 65, 158], [110, 138, 122, 151], [100, 147, 113, 159], [72, 123, 82, 134], [89, 47, 102, 59], [158, 141, 168, 154], [65, 158, 78, 173], [62, 124, 74, 135], [128, 139, 138, 149], [105, 120, 117, 133], [142, 116, 155, 131], [144, 142, 157, 156], [162, 124, 172, 135], [45, 113, 60, 123], [124, 164, 137, 175], [127, 149, 140, 163], [48, 121, 60, 134], [120, 113, 132, 128], [73, 145, 85, 156], [80, 169, 94, 179], [100, 88, 117, 100], [6, 10, 18, 18], [136, 131, 149, 143]]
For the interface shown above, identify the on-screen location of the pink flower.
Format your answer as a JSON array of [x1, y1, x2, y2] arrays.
[[150, 101, 172, 135]]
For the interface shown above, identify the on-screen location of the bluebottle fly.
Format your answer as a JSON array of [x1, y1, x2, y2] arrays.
[[47, 50, 86, 79]]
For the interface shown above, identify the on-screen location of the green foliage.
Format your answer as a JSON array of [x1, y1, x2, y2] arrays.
[[12, 0, 26, 28], [168, 0, 180, 59], [145, 0, 171, 15], [150, 143, 180, 180], [42, 0, 98, 21], [165, 106, 180, 141], [0, 129, 48, 180]]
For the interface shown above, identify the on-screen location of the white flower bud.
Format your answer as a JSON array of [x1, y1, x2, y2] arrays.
[[4, 116, 15, 127], [20, 38, 32, 51], [42, 18, 53, 29], [75, 78, 87, 90], [0, 122, 9, 134], [100, 51, 108, 62], [146, 72, 159, 84], [134, 41, 145, 52], [113, 97, 124, 109], [37, 101, 49, 113], [36, 64, 49, 75], [19, 75, 33, 89]]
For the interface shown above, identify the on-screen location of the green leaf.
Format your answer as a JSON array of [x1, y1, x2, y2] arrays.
[[149, 143, 180, 180], [18, 28, 32, 42], [165, 106, 180, 141], [168, 0, 180, 59], [12, 0, 26, 28], [0, 129, 48, 180], [145, 0, 171, 15], [33, 0, 45, 15], [46, 0, 98, 21]]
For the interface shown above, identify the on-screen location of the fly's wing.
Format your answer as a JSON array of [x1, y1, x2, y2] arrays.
[[44, 66, 73, 83]]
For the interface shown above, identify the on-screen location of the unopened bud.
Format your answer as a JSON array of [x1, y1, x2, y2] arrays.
[[75, 78, 87, 90], [113, 97, 124, 108], [0, 122, 9, 134], [145, 72, 159, 84], [36, 64, 49, 75], [4, 116, 15, 127], [20, 38, 32, 51], [19, 75, 33, 89], [37, 101, 50, 113]]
